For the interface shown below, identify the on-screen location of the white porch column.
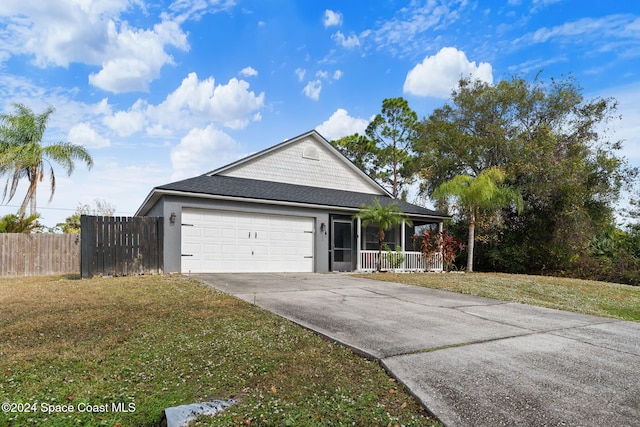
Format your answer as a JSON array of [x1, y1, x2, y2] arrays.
[[400, 223, 406, 270], [356, 217, 361, 271], [438, 221, 444, 271]]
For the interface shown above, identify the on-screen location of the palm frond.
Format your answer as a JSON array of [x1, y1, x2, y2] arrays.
[[0, 104, 93, 215]]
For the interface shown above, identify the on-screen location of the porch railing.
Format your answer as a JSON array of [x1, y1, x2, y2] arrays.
[[358, 250, 443, 272]]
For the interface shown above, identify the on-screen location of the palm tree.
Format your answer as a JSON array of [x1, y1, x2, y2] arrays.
[[0, 212, 40, 233], [0, 103, 94, 215], [355, 198, 412, 271], [432, 167, 523, 272]]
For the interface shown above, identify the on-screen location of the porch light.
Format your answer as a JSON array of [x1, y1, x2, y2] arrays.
[[170, 212, 176, 225]]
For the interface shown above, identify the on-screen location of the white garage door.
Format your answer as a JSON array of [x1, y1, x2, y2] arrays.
[[181, 208, 314, 273]]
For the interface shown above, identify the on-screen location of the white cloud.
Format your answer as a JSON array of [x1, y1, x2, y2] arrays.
[[239, 66, 258, 77], [529, 18, 608, 43], [508, 15, 640, 66], [88, 19, 189, 93], [206, 77, 265, 129], [161, 73, 263, 129], [508, 56, 567, 75], [316, 70, 329, 79], [316, 108, 369, 141], [403, 47, 493, 98], [514, 15, 639, 48], [96, 71, 264, 146], [103, 103, 146, 137], [93, 98, 112, 116], [333, 70, 343, 80], [170, 125, 242, 180], [67, 122, 111, 149], [372, 1, 467, 55], [323, 10, 343, 28], [0, 1, 189, 93], [107, 72, 264, 133], [295, 68, 306, 82], [146, 124, 174, 138], [302, 80, 322, 101], [531, 0, 562, 10], [168, 0, 237, 22], [0, 0, 134, 67], [332, 31, 360, 49]]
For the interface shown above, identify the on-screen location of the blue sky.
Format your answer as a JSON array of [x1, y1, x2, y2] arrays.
[[1, 0, 639, 227]]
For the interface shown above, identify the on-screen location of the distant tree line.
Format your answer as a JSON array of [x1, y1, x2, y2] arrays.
[[332, 73, 640, 285]]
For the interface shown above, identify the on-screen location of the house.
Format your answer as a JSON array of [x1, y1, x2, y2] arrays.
[[135, 130, 449, 274]]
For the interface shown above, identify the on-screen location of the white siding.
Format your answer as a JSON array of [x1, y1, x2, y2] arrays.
[[218, 137, 385, 194]]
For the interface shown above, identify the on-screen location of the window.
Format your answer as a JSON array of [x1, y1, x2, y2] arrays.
[[408, 223, 440, 251], [363, 225, 397, 250]]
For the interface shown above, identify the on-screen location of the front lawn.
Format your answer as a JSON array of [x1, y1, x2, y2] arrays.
[[360, 272, 640, 321], [0, 275, 439, 426]]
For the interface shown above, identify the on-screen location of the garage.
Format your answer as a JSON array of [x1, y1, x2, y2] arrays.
[[136, 131, 448, 273], [181, 208, 314, 273]]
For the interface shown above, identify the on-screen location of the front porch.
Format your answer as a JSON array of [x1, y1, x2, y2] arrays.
[[358, 250, 443, 272], [329, 215, 445, 273]]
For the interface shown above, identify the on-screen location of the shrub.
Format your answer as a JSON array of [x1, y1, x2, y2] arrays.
[[414, 229, 464, 271]]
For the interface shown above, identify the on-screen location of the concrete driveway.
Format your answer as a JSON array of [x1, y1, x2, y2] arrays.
[[194, 273, 640, 427]]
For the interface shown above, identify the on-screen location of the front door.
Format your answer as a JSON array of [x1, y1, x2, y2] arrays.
[[331, 218, 353, 271]]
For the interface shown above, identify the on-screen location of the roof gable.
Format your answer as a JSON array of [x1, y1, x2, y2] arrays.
[[211, 130, 388, 195]]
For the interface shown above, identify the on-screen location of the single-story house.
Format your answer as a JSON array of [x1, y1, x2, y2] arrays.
[[135, 130, 449, 274]]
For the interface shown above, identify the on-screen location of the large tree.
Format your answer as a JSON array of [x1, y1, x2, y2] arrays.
[[0, 103, 94, 215], [432, 167, 523, 272], [417, 74, 636, 273], [354, 199, 412, 271], [366, 97, 419, 198], [331, 98, 419, 199], [331, 133, 381, 180]]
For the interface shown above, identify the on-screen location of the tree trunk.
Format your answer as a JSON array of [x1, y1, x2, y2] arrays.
[[377, 229, 385, 272], [20, 170, 38, 216], [392, 140, 398, 198], [30, 183, 37, 217], [467, 209, 475, 272]]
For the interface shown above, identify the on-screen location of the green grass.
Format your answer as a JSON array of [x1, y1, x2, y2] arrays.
[[359, 272, 640, 321], [0, 275, 439, 427]]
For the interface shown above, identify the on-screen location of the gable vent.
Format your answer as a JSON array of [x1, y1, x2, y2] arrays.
[[302, 146, 320, 161]]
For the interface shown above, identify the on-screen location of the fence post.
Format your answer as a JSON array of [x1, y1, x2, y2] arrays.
[[80, 215, 94, 278]]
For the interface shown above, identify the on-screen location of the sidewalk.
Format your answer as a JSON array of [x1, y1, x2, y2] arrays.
[[195, 273, 640, 426]]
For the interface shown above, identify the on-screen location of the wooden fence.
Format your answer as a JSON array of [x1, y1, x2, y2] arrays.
[[80, 215, 163, 278], [0, 233, 80, 277]]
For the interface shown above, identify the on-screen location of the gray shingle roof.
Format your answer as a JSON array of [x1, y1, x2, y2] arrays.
[[156, 175, 447, 219]]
